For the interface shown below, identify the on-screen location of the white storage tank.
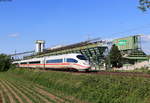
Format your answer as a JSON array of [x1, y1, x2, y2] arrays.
[[35, 40, 45, 53]]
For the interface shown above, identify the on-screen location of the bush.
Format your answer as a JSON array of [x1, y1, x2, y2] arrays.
[[0, 54, 12, 72]]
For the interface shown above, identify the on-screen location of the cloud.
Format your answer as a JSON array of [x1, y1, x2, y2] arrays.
[[8, 33, 19, 38], [141, 35, 150, 54], [141, 35, 150, 42], [104, 37, 116, 42], [142, 45, 150, 54], [104, 38, 113, 42]]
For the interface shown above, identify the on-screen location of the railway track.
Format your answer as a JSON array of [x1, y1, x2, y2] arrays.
[[38, 69, 150, 78], [76, 71, 150, 78]]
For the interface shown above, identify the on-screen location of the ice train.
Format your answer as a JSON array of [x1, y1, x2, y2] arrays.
[[13, 53, 91, 71]]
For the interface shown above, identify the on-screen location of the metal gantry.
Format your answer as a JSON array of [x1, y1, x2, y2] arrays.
[[11, 39, 108, 69]]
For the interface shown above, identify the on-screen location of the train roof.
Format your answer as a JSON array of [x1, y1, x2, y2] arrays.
[[13, 53, 84, 63], [46, 53, 82, 57]]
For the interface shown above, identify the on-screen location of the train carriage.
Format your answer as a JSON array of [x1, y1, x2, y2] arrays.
[[13, 53, 91, 71]]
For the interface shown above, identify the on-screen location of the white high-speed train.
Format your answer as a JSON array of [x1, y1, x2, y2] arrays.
[[13, 53, 91, 71]]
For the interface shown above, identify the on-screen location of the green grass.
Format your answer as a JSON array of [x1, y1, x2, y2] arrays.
[[1, 68, 150, 103], [102, 67, 150, 74]]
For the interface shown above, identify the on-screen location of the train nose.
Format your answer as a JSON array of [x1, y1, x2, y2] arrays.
[[83, 61, 90, 65], [83, 63, 91, 68]]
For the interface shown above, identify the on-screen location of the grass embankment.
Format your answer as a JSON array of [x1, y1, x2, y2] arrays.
[[1, 68, 150, 103]]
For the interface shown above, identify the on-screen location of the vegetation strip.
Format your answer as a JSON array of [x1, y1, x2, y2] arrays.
[[7, 79, 53, 103], [8, 80, 51, 103], [0, 80, 15, 103], [5, 75, 66, 103], [6, 70, 90, 103], [1, 80, 24, 103], [34, 86, 65, 103], [3, 80, 28, 103], [1, 76, 55, 103], [7, 76, 70, 103], [0, 84, 10, 103], [0, 90, 6, 103], [10, 75, 87, 103], [35, 85, 87, 103], [10, 79, 60, 103], [7, 75, 81, 103], [8, 80, 45, 103], [0, 91, 2, 103], [4, 80, 33, 103]]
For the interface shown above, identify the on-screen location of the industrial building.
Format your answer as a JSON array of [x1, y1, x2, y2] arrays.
[[11, 35, 149, 70], [113, 35, 148, 62]]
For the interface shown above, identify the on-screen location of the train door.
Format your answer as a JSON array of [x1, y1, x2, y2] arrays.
[[63, 58, 69, 69]]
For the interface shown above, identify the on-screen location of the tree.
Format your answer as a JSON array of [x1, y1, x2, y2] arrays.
[[109, 44, 123, 68], [0, 54, 12, 72], [139, 0, 150, 11]]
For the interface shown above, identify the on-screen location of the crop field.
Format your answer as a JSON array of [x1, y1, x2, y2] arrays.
[[1, 68, 150, 103], [0, 70, 85, 103], [0, 76, 69, 103]]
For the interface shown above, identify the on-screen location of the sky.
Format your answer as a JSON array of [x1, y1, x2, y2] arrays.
[[0, 0, 150, 54]]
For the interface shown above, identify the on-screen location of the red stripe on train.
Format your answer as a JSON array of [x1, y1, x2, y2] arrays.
[[19, 63, 90, 68]]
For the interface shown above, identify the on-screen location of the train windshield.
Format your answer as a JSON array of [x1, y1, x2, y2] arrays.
[[67, 58, 78, 63], [76, 55, 87, 60]]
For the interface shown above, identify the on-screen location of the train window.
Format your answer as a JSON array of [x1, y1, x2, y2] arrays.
[[76, 55, 87, 60], [20, 62, 27, 64], [46, 59, 63, 63], [67, 58, 78, 63], [29, 61, 40, 64], [14, 63, 18, 65]]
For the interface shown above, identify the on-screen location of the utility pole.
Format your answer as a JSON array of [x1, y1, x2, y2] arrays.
[[14, 50, 17, 60]]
